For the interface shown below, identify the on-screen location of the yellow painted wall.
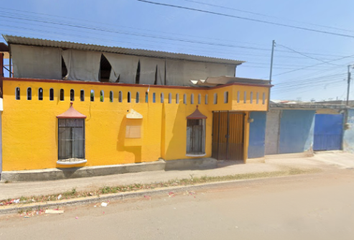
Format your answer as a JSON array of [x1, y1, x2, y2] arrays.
[[2, 79, 270, 171]]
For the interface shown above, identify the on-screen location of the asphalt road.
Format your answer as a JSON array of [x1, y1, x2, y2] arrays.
[[1, 169, 354, 240]]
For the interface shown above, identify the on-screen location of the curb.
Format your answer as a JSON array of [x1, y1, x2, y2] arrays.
[[0, 176, 273, 214], [0, 173, 318, 215]]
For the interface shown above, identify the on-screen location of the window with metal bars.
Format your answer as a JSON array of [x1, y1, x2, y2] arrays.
[[186, 119, 206, 155], [58, 119, 85, 160]]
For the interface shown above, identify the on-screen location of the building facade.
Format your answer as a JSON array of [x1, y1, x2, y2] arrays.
[[0, 35, 271, 179]]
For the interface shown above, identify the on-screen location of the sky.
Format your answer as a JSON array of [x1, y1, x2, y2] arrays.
[[1, 0, 354, 102]]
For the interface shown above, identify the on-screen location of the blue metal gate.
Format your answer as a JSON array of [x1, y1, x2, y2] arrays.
[[314, 114, 343, 151]]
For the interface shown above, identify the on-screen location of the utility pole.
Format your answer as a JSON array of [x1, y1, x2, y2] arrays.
[[347, 65, 352, 106], [269, 40, 276, 84]]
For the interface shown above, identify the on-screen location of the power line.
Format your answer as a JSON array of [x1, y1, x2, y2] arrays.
[[272, 54, 354, 77], [137, 0, 354, 39], [0, 8, 351, 59], [276, 44, 340, 66], [179, 0, 354, 34]]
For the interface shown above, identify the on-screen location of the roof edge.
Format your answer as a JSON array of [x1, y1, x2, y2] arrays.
[[3, 35, 245, 65]]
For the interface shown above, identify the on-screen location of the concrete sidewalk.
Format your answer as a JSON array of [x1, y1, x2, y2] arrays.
[[0, 152, 350, 200]]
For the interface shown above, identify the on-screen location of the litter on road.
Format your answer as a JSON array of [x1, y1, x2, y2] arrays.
[[101, 202, 108, 207], [45, 209, 64, 214]]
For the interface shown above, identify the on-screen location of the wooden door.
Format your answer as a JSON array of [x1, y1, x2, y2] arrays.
[[212, 111, 244, 160]]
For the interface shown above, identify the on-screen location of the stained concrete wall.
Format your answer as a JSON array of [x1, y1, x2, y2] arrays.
[[343, 109, 354, 153], [279, 110, 315, 154], [248, 111, 266, 158], [265, 109, 280, 154]]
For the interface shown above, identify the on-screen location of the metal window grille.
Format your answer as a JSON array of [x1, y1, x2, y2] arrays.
[[58, 119, 85, 160]]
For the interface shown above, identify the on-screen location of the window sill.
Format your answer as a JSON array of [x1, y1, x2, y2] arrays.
[[56, 159, 87, 165], [186, 153, 206, 157]]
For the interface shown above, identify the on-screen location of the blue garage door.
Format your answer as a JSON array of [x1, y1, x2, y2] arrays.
[[314, 114, 343, 151]]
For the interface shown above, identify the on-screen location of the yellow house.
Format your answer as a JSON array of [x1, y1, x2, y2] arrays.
[[0, 35, 271, 180]]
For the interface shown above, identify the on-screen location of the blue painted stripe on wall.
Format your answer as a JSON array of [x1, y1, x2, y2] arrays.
[[248, 111, 266, 158], [279, 110, 315, 154]]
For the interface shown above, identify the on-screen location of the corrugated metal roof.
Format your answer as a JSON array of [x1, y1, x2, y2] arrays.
[[3, 35, 245, 65]]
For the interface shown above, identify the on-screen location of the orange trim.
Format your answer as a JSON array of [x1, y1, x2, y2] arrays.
[[56, 102, 87, 119], [2, 77, 273, 90]]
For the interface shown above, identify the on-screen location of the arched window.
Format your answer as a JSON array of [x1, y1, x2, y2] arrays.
[[191, 94, 194, 104], [160, 93, 164, 103], [110, 91, 113, 102], [80, 90, 85, 101], [127, 92, 131, 103], [60, 89, 64, 101], [250, 92, 253, 104], [168, 93, 172, 104], [237, 91, 240, 103], [70, 89, 74, 101], [27, 87, 32, 100], [90, 90, 94, 102], [244, 91, 247, 103], [38, 88, 43, 101], [224, 91, 228, 103], [119, 91, 122, 102], [100, 90, 104, 102], [15, 87, 20, 100], [256, 92, 259, 104], [136, 92, 140, 103], [145, 92, 149, 103], [176, 93, 179, 103], [48, 88, 54, 101], [183, 94, 187, 104], [198, 94, 201, 104], [213, 93, 217, 104], [205, 94, 208, 104]]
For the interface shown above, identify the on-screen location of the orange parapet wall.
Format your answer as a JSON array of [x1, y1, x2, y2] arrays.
[[2, 78, 271, 171]]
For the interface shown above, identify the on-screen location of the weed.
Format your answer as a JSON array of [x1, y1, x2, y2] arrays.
[[0, 167, 321, 207]]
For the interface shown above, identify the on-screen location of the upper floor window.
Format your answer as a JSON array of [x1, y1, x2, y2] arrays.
[[90, 90, 94, 102], [70, 89, 75, 101], [127, 92, 131, 103], [100, 90, 104, 102], [27, 87, 32, 100], [60, 89, 64, 101], [80, 90, 85, 101], [49, 88, 54, 101], [119, 91, 122, 102], [110, 91, 113, 102], [136, 92, 140, 103], [15, 87, 20, 100], [224, 91, 228, 103], [38, 88, 43, 101]]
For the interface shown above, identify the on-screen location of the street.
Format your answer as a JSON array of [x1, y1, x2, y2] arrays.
[[1, 169, 354, 239]]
